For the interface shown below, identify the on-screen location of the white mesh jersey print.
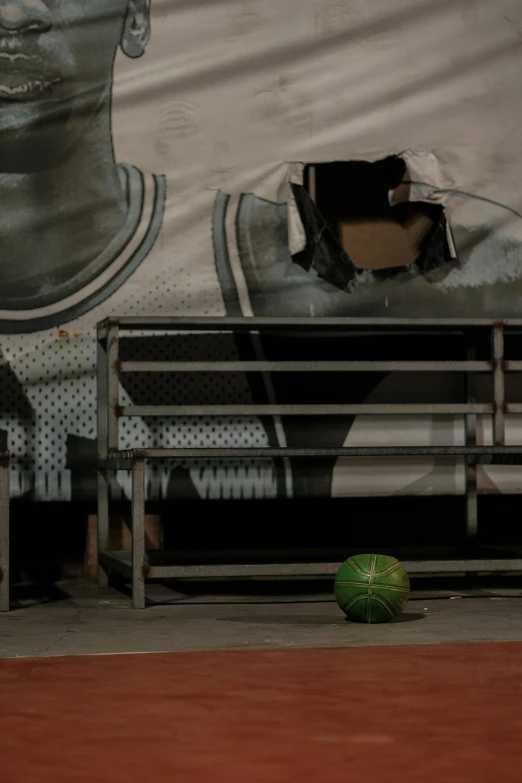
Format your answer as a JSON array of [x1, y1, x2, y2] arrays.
[[0, 173, 277, 502]]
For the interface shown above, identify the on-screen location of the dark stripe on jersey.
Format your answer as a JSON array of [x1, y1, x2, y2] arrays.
[[0, 172, 165, 334], [211, 189, 242, 317]]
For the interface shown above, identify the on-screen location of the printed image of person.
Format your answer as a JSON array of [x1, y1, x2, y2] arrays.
[[0, 0, 165, 333], [0, 1, 279, 504], [1, 0, 522, 505]]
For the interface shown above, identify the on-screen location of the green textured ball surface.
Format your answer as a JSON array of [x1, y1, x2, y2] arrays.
[[334, 554, 410, 624]]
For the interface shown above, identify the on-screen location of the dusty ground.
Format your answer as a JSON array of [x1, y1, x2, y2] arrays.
[[2, 577, 522, 658]]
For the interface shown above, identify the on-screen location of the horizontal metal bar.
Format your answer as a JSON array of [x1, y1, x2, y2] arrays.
[[505, 362, 522, 372], [119, 360, 492, 374], [100, 316, 522, 331], [149, 560, 522, 578], [403, 559, 522, 574], [107, 445, 522, 460], [120, 403, 493, 417], [99, 553, 522, 579], [507, 404, 522, 414]]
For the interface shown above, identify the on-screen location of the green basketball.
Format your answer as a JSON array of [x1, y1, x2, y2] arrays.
[[334, 554, 410, 624]]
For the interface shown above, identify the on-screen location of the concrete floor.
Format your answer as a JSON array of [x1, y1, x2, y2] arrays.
[[1, 578, 522, 659]]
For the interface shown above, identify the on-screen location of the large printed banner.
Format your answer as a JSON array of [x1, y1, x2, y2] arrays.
[[1, 0, 522, 501]]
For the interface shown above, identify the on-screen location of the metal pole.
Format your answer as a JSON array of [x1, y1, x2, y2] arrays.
[[492, 324, 506, 445], [97, 322, 120, 587], [0, 456, 9, 612], [465, 340, 478, 540], [97, 325, 110, 587], [106, 322, 120, 451], [132, 457, 146, 609]]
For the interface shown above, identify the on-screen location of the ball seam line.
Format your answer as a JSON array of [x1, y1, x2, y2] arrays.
[[335, 580, 409, 594], [372, 594, 396, 619], [347, 557, 369, 577], [367, 555, 377, 623], [374, 562, 404, 577], [342, 594, 367, 615]]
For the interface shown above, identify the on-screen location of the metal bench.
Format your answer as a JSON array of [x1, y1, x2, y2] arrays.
[[97, 317, 522, 608], [0, 451, 9, 612]]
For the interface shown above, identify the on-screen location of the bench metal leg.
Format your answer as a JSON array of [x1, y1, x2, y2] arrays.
[[465, 341, 478, 540], [97, 470, 110, 588], [465, 464, 478, 540], [0, 459, 9, 612], [97, 322, 119, 589], [492, 324, 505, 446], [132, 458, 146, 609]]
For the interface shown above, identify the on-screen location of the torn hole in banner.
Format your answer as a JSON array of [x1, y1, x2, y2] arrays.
[[289, 153, 457, 294], [211, 152, 460, 317]]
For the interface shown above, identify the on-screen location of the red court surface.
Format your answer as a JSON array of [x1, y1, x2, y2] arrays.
[[2, 642, 522, 783]]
